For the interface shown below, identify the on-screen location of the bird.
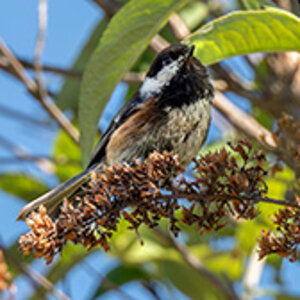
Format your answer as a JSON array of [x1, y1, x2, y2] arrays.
[[18, 43, 214, 220]]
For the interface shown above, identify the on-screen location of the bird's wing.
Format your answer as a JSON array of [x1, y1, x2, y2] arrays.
[[18, 93, 144, 220], [87, 92, 143, 168]]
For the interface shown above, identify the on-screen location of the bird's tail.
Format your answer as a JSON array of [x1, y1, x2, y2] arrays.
[[17, 168, 93, 220]]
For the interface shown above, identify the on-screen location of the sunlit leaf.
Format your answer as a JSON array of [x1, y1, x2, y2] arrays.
[[187, 8, 300, 66], [79, 0, 188, 165], [54, 130, 82, 182], [205, 251, 243, 281], [56, 17, 109, 111], [0, 174, 48, 202]]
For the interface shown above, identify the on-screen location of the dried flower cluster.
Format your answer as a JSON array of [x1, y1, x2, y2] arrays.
[[19, 151, 183, 264], [0, 250, 12, 293], [258, 196, 300, 262], [178, 140, 267, 233], [19, 140, 270, 264]]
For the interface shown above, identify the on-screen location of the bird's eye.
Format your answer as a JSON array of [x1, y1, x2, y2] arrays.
[[162, 57, 172, 66]]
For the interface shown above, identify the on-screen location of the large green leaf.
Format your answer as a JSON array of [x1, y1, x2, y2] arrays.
[[79, 0, 188, 166], [54, 130, 82, 182], [92, 264, 150, 298], [0, 174, 48, 202], [56, 17, 109, 111], [156, 259, 225, 300], [187, 8, 300, 66]]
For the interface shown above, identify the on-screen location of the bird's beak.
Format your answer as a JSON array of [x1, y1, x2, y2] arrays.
[[186, 45, 195, 58], [184, 45, 195, 66]]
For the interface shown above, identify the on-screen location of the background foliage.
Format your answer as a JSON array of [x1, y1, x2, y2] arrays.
[[0, 0, 299, 299]]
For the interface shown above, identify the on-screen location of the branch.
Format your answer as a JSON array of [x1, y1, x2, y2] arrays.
[[92, 0, 120, 17], [19, 58, 82, 78], [0, 242, 69, 300], [149, 35, 170, 53], [0, 103, 50, 127], [0, 41, 79, 145], [159, 193, 300, 209], [155, 229, 240, 300], [34, 0, 48, 73], [122, 71, 145, 84], [168, 13, 190, 40], [0, 135, 55, 174], [211, 63, 261, 101], [213, 92, 278, 150], [17, 57, 145, 84]]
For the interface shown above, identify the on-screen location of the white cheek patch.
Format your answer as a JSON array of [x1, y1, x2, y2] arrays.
[[140, 59, 182, 99]]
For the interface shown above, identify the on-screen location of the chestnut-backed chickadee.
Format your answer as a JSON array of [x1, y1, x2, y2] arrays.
[[18, 44, 214, 220]]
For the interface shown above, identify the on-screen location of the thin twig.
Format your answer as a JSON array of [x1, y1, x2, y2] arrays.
[[213, 92, 278, 150], [34, 0, 48, 72], [0, 135, 55, 174], [33, 0, 78, 146], [0, 41, 79, 144], [92, 0, 120, 17], [159, 192, 300, 209], [21, 57, 146, 85], [155, 229, 240, 300], [0, 243, 70, 300], [141, 281, 162, 300], [211, 63, 260, 101], [19, 58, 82, 78], [122, 71, 145, 84], [2, 53, 146, 85], [168, 13, 190, 40], [244, 55, 257, 72], [149, 35, 169, 53], [0, 156, 51, 164], [0, 103, 50, 127]]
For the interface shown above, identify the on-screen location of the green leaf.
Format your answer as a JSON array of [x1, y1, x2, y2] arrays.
[[277, 295, 300, 300], [239, 0, 276, 10], [0, 174, 48, 202], [156, 259, 225, 300], [92, 264, 150, 298], [187, 8, 300, 66], [54, 130, 82, 182], [210, 254, 243, 281], [56, 17, 109, 111], [79, 0, 188, 166]]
